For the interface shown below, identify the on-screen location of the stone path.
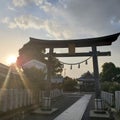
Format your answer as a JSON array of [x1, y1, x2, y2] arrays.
[[23, 92, 83, 120], [54, 94, 92, 120]]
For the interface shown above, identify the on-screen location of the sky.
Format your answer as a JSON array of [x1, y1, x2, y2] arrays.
[[0, 0, 120, 78]]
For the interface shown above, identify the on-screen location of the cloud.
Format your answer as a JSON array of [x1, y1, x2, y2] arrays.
[[111, 16, 120, 24], [9, 15, 44, 29], [1, 17, 10, 24], [40, 1, 54, 12], [12, 0, 43, 7], [8, 5, 16, 11], [12, 0, 28, 7], [44, 20, 73, 39], [3, 0, 120, 39], [2, 15, 73, 39], [12, 0, 46, 7], [64, 0, 120, 36], [12, 0, 65, 16]]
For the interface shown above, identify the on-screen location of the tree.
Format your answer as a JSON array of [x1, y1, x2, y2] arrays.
[[17, 43, 46, 66], [50, 57, 63, 76], [63, 76, 77, 91], [17, 42, 63, 76], [113, 67, 120, 83], [101, 81, 120, 93], [100, 62, 118, 82], [23, 67, 46, 90], [100, 62, 120, 92]]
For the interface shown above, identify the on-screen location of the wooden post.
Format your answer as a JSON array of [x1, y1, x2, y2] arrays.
[[92, 45, 101, 99]]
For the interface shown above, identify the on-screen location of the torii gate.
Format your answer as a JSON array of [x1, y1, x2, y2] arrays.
[[28, 33, 120, 99]]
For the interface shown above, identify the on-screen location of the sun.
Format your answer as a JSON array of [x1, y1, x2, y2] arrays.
[[6, 55, 17, 65]]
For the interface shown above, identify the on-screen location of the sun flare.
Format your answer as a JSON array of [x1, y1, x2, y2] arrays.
[[6, 55, 17, 65]]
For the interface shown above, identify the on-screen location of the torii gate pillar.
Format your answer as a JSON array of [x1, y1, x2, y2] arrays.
[[92, 45, 101, 99]]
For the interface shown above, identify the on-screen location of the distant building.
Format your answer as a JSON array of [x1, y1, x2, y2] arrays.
[[51, 75, 63, 83], [77, 71, 95, 92]]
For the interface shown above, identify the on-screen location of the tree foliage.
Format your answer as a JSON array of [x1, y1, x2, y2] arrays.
[[17, 43, 46, 66], [63, 76, 77, 91], [23, 67, 46, 90], [100, 62, 120, 83], [17, 42, 63, 75], [50, 57, 63, 76], [100, 62, 120, 92], [101, 81, 120, 93]]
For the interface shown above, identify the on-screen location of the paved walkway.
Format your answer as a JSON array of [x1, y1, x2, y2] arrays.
[[22, 92, 83, 120], [54, 94, 92, 120]]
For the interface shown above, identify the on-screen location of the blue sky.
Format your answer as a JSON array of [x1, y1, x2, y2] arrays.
[[0, 0, 120, 78]]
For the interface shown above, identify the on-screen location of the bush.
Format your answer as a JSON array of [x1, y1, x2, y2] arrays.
[[101, 81, 120, 93], [63, 77, 77, 91]]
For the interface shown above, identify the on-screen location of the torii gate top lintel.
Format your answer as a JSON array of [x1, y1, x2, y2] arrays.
[[29, 33, 120, 48]]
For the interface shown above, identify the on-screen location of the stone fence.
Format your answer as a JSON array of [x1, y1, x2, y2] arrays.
[[101, 91, 114, 106], [115, 91, 120, 111], [101, 91, 120, 112], [0, 88, 63, 112]]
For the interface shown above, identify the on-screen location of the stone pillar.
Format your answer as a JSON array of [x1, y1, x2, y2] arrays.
[[42, 48, 53, 110], [46, 47, 53, 96]]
